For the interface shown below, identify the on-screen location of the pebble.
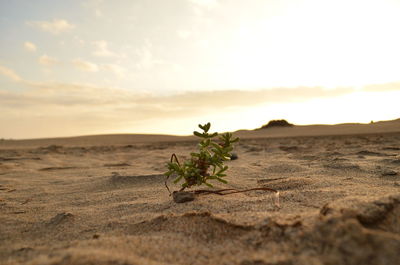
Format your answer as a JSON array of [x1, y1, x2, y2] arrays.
[[381, 169, 398, 176], [230, 153, 239, 160], [172, 191, 195, 203]]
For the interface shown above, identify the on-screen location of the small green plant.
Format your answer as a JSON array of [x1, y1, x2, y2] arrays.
[[165, 122, 239, 192]]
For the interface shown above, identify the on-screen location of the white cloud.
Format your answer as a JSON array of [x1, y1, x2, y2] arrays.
[[38, 55, 59, 66], [8, 64, 395, 140], [24, 41, 37, 52], [0, 65, 22, 82], [135, 41, 164, 70], [101, 64, 126, 77], [28, 19, 75, 34], [72, 58, 99, 72], [92, 40, 120, 57]]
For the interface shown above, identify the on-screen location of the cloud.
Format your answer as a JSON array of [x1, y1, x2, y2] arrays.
[[363, 82, 400, 92], [4, 64, 387, 138], [101, 64, 126, 77], [141, 87, 355, 111], [24, 41, 37, 52], [72, 58, 99, 72], [92, 40, 121, 57], [38, 55, 59, 66], [1, 64, 357, 112], [27, 19, 75, 34], [0, 65, 22, 82], [135, 42, 164, 69]]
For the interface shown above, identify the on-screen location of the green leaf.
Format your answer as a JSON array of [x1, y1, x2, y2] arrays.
[[170, 163, 180, 171], [211, 148, 220, 154], [173, 175, 183, 184], [194, 131, 203, 137], [216, 166, 228, 175], [164, 170, 174, 176], [204, 122, 211, 132], [205, 182, 213, 188], [225, 146, 233, 152], [209, 132, 218, 138], [216, 177, 228, 184], [211, 142, 222, 149], [212, 165, 216, 175], [231, 137, 239, 143]]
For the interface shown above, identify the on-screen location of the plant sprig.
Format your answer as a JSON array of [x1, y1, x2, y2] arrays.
[[165, 122, 239, 193]]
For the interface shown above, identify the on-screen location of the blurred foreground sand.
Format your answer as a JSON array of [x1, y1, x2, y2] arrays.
[[1, 120, 400, 265]]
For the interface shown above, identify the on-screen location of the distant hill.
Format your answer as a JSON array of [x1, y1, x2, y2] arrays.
[[234, 118, 400, 139], [259, 119, 294, 129], [1, 118, 399, 149]]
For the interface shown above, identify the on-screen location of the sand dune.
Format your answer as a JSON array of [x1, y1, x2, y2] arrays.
[[2, 118, 399, 149], [1, 120, 400, 264], [236, 118, 400, 139]]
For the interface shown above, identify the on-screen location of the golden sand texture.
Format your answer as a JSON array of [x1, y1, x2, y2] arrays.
[[1, 121, 400, 265]]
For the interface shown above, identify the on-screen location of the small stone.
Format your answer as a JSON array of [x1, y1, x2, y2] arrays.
[[172, 191, 195, 203], [230, 153, 239, 160], [47, 212, 74, 226], [381, 169, 397, 176], [17, 247, 33, 252]]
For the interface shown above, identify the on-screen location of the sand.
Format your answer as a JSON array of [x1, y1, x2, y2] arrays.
[[1, 120, 400, 265]]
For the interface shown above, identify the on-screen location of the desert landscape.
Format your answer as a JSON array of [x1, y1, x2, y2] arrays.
[[1, 119, 400, 265], [2, 1, 400, 264]]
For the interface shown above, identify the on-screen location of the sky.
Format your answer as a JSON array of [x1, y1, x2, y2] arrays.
[[0, 0, 399, 139]]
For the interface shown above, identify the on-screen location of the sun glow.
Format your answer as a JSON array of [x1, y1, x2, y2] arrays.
[[0, 0, 399, 138], [116, 90, 400, 136], [220, 0, 400, 90]]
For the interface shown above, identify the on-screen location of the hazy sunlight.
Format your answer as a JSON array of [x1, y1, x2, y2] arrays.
[[0, 0, 399, 138]]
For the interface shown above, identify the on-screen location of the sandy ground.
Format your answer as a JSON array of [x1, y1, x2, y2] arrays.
[[1, 122, 400, 265]]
